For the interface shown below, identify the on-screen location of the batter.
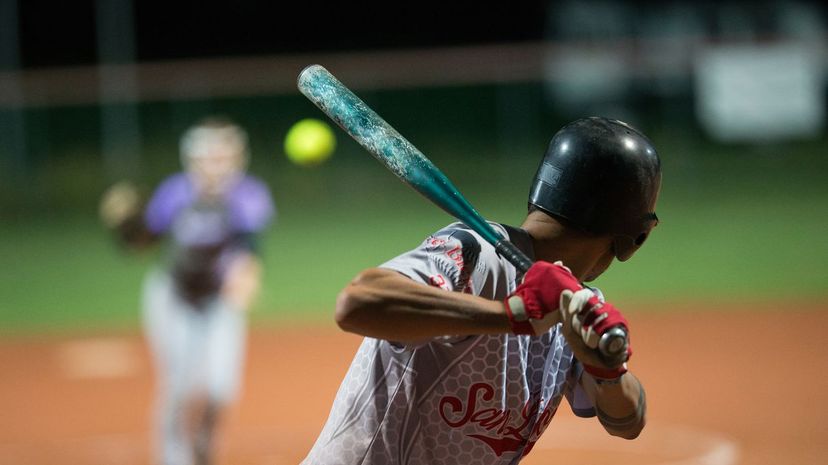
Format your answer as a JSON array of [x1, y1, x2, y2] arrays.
[[303, 117, 659, 464]]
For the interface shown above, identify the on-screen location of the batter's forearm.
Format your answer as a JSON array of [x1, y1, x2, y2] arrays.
[[583, 372, 647, 439], [335, 268, 511, 342]]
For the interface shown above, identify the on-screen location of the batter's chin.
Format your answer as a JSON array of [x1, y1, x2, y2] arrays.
[[584, 250, 615, 282], [582, 273, 599, 282], [583, 264, 610, 282]]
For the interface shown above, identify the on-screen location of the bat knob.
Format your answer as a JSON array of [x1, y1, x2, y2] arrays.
[[598, 326, 629, 366]]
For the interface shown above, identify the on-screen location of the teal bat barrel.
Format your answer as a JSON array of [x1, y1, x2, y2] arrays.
[[297, 64, 532, 272]]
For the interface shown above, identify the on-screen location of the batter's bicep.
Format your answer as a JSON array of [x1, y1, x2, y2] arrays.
[[334, 267, 508, 344]]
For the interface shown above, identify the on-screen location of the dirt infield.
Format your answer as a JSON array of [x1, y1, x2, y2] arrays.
[[1, 308, 826, 465]]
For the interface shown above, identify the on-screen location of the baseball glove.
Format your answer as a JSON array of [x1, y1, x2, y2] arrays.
[[99, 181, 155, 248]]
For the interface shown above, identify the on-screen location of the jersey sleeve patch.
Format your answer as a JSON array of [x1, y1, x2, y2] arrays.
[[449, 230, 481, 290], [380, 225, 485, 294], [425, 230, 480, 292]]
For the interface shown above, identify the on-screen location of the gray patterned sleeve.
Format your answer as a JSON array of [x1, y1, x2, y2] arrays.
[[380, 223, 484, 293]]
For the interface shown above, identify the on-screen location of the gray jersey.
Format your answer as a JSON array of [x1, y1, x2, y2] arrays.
[[303, 223, 596, 465]]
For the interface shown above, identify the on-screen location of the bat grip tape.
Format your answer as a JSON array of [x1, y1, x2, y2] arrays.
[[494, 240, 534, 274]]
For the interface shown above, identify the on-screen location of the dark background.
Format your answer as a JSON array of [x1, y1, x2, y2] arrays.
[[16, 1, 550, 68], [17, 0, 828, 68]]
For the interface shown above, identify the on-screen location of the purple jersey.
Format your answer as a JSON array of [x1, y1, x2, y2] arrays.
[[302, 222, 595, 465], [144, 173, 275, 304]]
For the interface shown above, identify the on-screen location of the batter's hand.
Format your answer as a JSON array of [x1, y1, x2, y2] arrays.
[[559, 289, 631, 376], [505, 261, 580, 335]]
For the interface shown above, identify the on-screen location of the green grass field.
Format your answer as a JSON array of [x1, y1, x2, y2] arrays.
[[2, 141, 827, 335], [2, 85, 827, 334]]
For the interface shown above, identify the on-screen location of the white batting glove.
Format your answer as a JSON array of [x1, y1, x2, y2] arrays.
[[559, 288, 607, 349]]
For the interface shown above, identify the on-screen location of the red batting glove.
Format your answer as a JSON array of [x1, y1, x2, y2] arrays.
[[504, 261, 581, 336], [560, 288, 632, 377]]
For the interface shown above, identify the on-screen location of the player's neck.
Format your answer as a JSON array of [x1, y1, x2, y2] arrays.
[[520, 212, 609, 281]]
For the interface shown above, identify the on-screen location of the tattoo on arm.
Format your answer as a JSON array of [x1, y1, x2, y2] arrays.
[[595, 380, 647, 430]]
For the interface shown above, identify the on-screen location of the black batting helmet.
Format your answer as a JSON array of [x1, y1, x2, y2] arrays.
[[528, 117, 661, 261]]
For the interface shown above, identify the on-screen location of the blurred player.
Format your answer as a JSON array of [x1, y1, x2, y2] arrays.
[[100, 117, 275, 465], [302, 117, 659, 464]]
